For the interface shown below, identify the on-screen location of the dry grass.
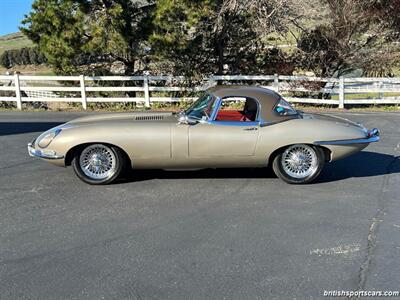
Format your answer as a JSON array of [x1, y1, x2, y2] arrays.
[[0, 64, 53, 75], [0, 32, 33, 56], [293, 104, 400, 113]]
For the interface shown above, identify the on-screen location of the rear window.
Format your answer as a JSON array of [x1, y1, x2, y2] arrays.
[[274, 98, 297, 116]]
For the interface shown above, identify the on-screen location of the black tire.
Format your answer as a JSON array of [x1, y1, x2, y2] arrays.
[[72, 144, 125, 185], [272, 144, 325, 184]]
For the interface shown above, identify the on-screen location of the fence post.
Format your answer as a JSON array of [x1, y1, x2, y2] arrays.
[[378, 81, 383, 100], [143, 74, 150, 108], [14, 73, 22, 110], [274, 73, 279, 92], [208, 76, 217, 88], [339, 76, 345, 109], [79, 75, 87, 110]]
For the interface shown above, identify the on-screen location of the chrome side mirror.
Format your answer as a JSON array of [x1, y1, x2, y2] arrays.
[[178, 115, 189, 124], [178, 111, 198, 125], [178, 110, 187, 124]]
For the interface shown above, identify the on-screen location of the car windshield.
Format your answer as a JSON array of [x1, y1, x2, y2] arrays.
[[186, 93, 217, 120]]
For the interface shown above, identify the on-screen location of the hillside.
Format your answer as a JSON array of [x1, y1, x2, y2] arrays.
[[0, 32, 53, 75], [0, 32, 33, 56]]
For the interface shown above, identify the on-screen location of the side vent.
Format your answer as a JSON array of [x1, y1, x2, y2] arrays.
[[135, 115, 165, 121]]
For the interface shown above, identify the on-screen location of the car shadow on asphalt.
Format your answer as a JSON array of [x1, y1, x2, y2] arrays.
[[118, 151, 399, 184], [119, 166, 277, 184], [0, 122, 64, 136], [316, 151, 399, 183]]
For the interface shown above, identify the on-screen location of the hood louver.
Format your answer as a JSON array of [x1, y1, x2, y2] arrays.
[[135, 115, 165, 121]]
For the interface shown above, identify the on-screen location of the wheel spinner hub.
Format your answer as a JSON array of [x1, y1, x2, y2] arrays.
[[281, 145, 318, 179], [79, 145, 117, 180]]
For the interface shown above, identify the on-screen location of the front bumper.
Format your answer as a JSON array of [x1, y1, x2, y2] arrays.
[[314, 128, 380, 146], [28, 141, 64, 160]]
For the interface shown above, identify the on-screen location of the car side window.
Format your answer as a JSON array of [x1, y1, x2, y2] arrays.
[[215, 97, 258, 122]]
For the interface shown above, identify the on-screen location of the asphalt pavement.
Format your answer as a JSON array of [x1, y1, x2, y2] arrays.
[[0, 111, 399, 299]]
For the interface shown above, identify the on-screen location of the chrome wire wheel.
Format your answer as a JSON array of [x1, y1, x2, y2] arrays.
[[79, 144, 117, 180], [281, 144, 318, 179]]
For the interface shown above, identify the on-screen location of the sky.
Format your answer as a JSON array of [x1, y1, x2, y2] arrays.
[[0, 0, 33, 36]]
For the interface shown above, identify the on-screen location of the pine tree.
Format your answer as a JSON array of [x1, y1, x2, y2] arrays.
[[0, 52, 11, 68], [151, 0, 274, 76], [21, 0, 155, 75]]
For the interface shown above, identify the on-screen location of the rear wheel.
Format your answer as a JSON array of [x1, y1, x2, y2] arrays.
[[272, 144, 324, 184], [72, 144, 125, 185]]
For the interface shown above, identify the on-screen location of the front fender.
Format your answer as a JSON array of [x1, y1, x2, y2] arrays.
[[33, 122, 172, 167]]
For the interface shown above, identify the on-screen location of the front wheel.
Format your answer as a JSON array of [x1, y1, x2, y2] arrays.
[[272, 144, 325, 184], [72, 144, 125, 185]]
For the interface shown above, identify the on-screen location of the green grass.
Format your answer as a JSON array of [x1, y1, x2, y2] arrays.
[[294, 104, 400, 112], [331, 92, 400, 100], [0, 32, 34, 56]]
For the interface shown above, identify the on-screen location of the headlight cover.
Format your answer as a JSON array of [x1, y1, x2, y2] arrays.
[[38, 128, 62, 148]]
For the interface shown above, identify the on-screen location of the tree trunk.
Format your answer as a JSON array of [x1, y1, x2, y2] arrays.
[[124, 61, 136, 98], [216, 38, 225, 75]]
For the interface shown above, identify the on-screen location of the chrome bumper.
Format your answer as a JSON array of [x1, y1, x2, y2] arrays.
[[28, 142, 64, 160], [314, 128, 380, 145]]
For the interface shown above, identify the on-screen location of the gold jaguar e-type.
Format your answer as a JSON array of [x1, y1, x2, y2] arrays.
[[28, 86, 380, 184]]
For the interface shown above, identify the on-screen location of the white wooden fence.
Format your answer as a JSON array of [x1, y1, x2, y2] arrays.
[[1, 74, 400, 109]]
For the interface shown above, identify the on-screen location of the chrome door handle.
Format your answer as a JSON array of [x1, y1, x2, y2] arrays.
[[243, 127, 258, 131]]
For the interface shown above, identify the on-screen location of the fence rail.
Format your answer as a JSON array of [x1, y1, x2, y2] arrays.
[[1, 74, 400, 109]]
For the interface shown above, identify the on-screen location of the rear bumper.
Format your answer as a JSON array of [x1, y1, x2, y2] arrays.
[[28, 142, 64, 160], [314, 128, 380, 146]]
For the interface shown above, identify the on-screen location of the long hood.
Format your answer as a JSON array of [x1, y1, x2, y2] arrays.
[[67, 111, 176, 126]]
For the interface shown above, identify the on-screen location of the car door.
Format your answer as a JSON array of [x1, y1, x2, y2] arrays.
[[188, 121, 259, 157]]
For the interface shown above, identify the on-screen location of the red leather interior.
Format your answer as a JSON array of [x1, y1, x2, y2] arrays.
[[216, 110, 244, 121]]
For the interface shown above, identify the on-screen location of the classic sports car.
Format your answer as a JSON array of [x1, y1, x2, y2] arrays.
[[28, 86, 379, 184]]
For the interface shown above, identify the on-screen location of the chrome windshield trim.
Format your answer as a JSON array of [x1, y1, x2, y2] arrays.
[[314, 128, 380, 145], [28, 143, 64, 160], [210, 97, 222, 121]]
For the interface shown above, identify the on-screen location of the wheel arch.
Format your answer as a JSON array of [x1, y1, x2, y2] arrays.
[[65, 142, 132, 167], [267, 143, 331, 167]]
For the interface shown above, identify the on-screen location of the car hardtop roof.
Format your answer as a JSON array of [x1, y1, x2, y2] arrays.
[[207, 85, 297, 123], [207, 85, 280, 103]]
